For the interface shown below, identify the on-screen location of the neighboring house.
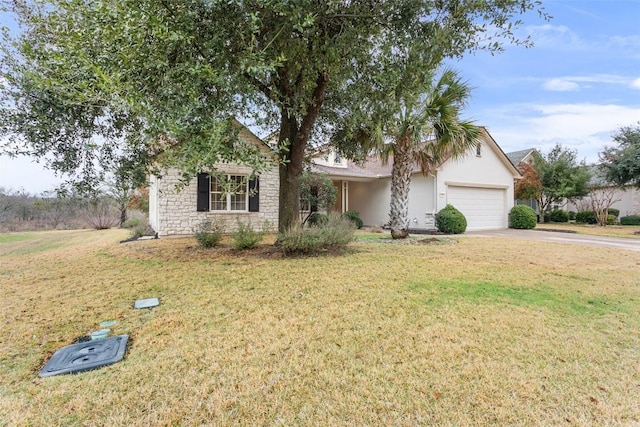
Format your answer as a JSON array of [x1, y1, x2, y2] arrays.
[[506, 148, 539, 211], [564, 166, 640, 217], [148, 124, 280, 236], [311, 128, 521, 231]]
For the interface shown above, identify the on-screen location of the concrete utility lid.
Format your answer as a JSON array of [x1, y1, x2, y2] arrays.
[[134, 298, 159, 309], [39, 335, 129, 378]]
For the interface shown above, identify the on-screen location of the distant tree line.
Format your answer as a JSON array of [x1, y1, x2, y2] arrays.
[[0, 186, 148, 232]]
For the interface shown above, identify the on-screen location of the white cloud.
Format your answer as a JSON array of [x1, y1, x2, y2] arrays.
[[525, 24, 585, 50], [542, 78, 579, 91], [480, 103, 640, 163], [631, 78, 640, 90]]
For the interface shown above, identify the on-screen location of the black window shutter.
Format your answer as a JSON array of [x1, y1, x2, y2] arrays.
[[248, 177, 259, 212], [197, 173, 210, 211]]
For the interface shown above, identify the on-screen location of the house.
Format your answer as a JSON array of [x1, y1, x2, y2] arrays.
[[149, 124, 519, 235], [148, 125, 280, 236], [564, 166, 640, 217], [311, 128, 521, 231]]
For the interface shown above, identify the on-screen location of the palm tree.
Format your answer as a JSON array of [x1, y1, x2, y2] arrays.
[[386, 69, 481, 238], [338, 69, 481, 239]]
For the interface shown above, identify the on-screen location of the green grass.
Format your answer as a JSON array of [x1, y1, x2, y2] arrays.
[[0, 232, 34, 244], [407, 279, 624, 316], [1, 229, 639, 426]]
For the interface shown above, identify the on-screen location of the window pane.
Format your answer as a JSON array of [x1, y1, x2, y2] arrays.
[[210, 176, 226, 211], [211, 193, 227, 211], [229, 175, 247, 211]]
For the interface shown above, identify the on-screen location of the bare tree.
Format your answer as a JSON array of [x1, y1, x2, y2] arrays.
[[588, 186, 621, 226]]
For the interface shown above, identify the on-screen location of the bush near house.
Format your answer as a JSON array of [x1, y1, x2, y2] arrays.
[[307, 212, 329, 227], [435, 204, 467, 234], [509, 205, 537, 229], [278, 214, 356, 254], [194, 219, 224, 248], [343, 210, 364, 229], [568, 211, 576, 220], [549, 209, 569, 223], [607, 215, 616, 225], [620, 215, 640, 225], [575, 210, 597, 224], [608, 208, 620, 218], [233, 220, 264, 250]]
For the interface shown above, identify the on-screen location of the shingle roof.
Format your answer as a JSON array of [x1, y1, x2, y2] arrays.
[[506, 148, 535, 166], [310, 155, 422, 179]]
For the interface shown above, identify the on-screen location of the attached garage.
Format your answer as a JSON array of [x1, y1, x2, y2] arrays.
[[446, 185, 507, 230]]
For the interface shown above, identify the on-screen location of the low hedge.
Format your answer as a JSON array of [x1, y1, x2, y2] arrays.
[[435, 204, 467, 234], [509, 205, 537, 229], [575, 210, 597, 224], [620, 215, 640, 226], [549, 209, 569, 223], [343, 210, 364, 229], [608, 208, 620, 218]]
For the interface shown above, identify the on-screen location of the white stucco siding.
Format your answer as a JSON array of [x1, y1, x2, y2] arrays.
[[348, 179, 391, 227], [436, 143, 516, 230], [148, 174, 159, 232], [408, 175, 437, 229], [347, 174, 436, 229], [565, 187, 640, 217]]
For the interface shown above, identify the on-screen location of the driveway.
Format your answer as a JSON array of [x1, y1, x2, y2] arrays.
[[462, 229, 640, 252]]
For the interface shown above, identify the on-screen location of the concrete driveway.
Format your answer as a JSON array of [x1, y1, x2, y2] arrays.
[[462, 229, 640, 252]]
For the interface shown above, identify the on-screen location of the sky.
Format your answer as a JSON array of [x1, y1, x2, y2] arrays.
[[1, 0, 639, 194]]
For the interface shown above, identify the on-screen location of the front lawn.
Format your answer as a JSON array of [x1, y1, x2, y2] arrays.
[[535, 222, 640, 239], [1, 229, 639, 425]]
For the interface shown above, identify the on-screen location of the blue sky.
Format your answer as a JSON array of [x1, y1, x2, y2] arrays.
[[1, 0, 639, 194]]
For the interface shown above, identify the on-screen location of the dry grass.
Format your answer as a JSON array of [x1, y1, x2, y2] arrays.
[[1, 229, 640, 426], [537, 222, 640, 239]]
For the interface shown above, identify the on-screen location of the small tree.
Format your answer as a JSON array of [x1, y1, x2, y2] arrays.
[[531, 145, 591, 222], [600, 123, 640, 189], [299, 172, 337, 225]]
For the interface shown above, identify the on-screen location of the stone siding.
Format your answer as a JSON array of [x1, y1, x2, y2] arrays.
[[151, 162, 279, 236]]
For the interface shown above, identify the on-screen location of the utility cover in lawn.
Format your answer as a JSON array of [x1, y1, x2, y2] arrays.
[[134, 298, 159, 309], [39, 335, 129, 378]]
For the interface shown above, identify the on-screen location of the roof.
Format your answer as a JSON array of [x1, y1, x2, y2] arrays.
[[310, 155, 421, 180], [311, 127, 521, 180], [506, 148, 536, 167]]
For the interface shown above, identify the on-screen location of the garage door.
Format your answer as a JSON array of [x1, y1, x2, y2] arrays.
[[446, 186, 506, 230]]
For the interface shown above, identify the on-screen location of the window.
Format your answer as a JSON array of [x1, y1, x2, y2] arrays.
[[476, 143, 482, 156], [197, 173, 259, 213], [211, 175, 248, 211], [334, 151, 343, 164]]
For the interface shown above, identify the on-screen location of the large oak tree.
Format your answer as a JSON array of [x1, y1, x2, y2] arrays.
[[1, 0, 545, 231]]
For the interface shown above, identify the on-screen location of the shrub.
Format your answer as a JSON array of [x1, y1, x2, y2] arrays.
[[608, 208, 620, 218], [509, 205, 537, 229], [122, 217, 144, 229], [620, 215, 640, 225], [568, 211, 576, 220], [343, 210, 364, 229], [606, 214, 616, 225], [543, 212, 550, 223], [193, 219, 224, 248], [307, 212, 328, 226], [549, 209, 569, 223], [277, 214, 355, 254], [575, 210, 597, 224], [435, 204, 467, 234], [233, 219, 264, 250]]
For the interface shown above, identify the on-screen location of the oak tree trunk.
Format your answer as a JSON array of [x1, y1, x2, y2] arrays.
[[276, 72, 329, 232]]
